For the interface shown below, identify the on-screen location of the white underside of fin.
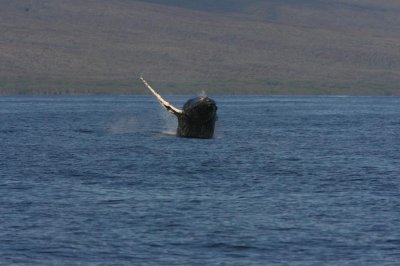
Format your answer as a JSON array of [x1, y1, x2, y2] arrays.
[[140, 76, 183, 115]]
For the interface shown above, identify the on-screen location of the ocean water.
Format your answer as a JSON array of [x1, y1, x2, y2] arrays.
[[0, 96, 399, 265]]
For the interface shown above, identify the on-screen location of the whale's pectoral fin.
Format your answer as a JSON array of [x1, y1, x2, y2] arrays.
[[139, 76, 183, 116]]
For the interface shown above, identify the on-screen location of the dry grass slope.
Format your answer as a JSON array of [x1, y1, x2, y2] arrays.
[[1, 0, 400, 95]]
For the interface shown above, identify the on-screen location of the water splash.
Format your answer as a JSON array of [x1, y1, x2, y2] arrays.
[[198, 90, 207, 97], [109, 117, 139, 134], [159, 108, 177, 135]]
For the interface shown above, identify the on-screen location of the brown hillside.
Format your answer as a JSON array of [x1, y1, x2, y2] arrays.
[[1, 0, 399, 95]]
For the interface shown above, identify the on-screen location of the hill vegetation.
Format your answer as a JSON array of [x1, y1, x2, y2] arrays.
[[1, 0, 400, 95]]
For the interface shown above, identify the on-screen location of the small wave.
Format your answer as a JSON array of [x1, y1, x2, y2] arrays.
[[205, 242, 260, 251], [98, 199, 126, 205], [0, 129, 21, 134], [74, 129, 95, 134]]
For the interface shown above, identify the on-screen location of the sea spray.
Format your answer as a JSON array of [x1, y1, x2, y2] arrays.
[[198, 90, 207, 97], [159, 108, 177, 135], [109, 117, 139, 134]]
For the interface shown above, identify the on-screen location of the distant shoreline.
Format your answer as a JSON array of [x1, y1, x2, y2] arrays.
[[1, 79, 398, 96]]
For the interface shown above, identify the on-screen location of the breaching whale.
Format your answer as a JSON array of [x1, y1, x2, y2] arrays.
[[140, 77, 217, 139]]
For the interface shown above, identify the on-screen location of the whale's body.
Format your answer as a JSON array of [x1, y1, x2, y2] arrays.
[[140, 77, 217, 139], [177, 96, 217, 138]]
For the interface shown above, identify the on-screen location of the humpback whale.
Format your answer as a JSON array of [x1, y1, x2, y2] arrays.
[[140, 77, 218, 139]]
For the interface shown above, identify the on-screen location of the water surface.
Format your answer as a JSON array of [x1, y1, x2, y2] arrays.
[[1, 96, 399, 265]]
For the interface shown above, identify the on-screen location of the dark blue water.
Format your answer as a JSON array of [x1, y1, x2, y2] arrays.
[[1, 96, 399, 265]]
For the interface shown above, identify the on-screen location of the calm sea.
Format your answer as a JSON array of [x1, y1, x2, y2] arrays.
[[1, 96, 399, 265]]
